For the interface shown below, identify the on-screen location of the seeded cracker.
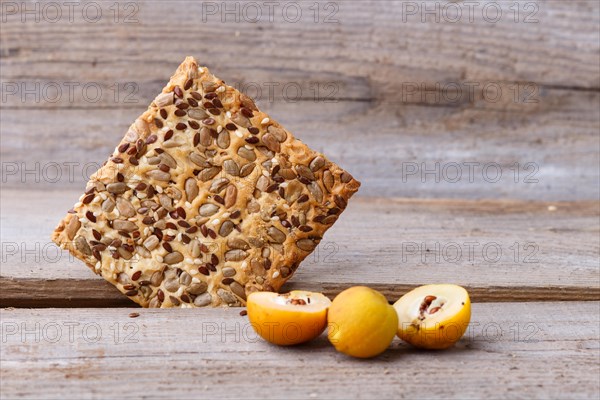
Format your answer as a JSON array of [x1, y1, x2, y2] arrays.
[[52, 57, 360, 307]]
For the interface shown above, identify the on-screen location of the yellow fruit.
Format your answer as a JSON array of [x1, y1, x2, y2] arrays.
[[393, 284, 471, 350], [327, 286, 398, 358], [247, 290, 331, 346]]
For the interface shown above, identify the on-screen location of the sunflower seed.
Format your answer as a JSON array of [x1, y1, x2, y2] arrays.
[[194, 292, 212, 306], [224, 185, 237, 208], [74, 236, 91, 255], [217, 288, 238, 305], [231, 113, 250, 128], [229, 282, 246, 300], [150, 270, 164, 286], [146, 170, 171, 181], [158, 194, 173, 210], [202, 81, 219, 93], [237, 147, 256, 161], [179, 271, 192, 286], [207, 177, 228, 193], [256, 175, 269, 192], [309, 156, 325, 172], [188, 281, 208, 295], [225, 249, 248, 261], [135, 118, 150, 136], [189, 152, 209, 167], [219, 220, 234, 237], [239, 163, 255, 177], [199, 203, 219, 217], [323, 170, 334, 192], [185, 178, 199, 201], [155, 92, 173, 107], [190, 240, 201, 258], [65, 217, 81, 240], [279, 168, 296, 180], [296, 165, 315, 181], [334, 195, 348, 209], [341, 171, 353, 183], [116, 197, 136, 218], [223, 159, 240, 176], [267, 126, 287, 142], [160, 152, 178, 169], [107, 182, 128, 194], [198, 167, 221, 181], [147, 156, 161, 165], [148, 298, 161, 308], [186, 109, 208, 121], [117, 247, 133, 260], [307, 181, 323, 203], [227, 237, 250, 250], [284, 180, 303, 203], [296, 238, 318, 251], [217, 131, 230, 149], [262, 133, 280, 152], [113, 220, 137, 232], [198, 127, 213, 147], [164, 251, 184, 265], [267, 227, 286, 244]]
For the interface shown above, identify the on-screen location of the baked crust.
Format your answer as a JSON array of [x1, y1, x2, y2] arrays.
[[52, 56, 360, 307]]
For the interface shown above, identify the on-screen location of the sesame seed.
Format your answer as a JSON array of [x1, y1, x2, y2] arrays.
[[235, 131, 243, 138], [212, 219, 220, 225], [272, 271, 280, 279], [261, 118, 270, 125]]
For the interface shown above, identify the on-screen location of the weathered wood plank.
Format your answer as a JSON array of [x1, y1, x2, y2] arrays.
[[1, 0, 598, 112], [2, 88, 599, 200], [1, 302, 598, 399], [1, 189, 598, 307]]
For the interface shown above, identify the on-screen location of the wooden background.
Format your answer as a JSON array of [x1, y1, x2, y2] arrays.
[[1, 1, 599, 398]]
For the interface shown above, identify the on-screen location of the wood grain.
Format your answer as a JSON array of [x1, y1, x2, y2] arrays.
[[1, 302, 598, 399], [1, 1, 598, 200], [1, 0, 598, 111], [2, 88, 599, 200], [1, 189, 598, 307]]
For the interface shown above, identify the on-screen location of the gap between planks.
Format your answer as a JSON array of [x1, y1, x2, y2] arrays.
[[1, 278, 599, 308], [1, 190, 598, 307]]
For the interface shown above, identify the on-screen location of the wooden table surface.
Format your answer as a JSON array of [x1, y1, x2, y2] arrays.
[[1, 1, 599, 398]]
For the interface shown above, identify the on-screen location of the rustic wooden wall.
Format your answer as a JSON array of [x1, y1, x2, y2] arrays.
[[1, 1, 598, 305]]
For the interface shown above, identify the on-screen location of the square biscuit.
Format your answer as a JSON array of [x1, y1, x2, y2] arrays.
[[52, 56, 360, 307]]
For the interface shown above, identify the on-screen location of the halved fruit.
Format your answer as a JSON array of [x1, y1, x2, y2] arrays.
[[393, 284, 471, 350], [327, 286, 398, 358], [247, 290, 331, 346]]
